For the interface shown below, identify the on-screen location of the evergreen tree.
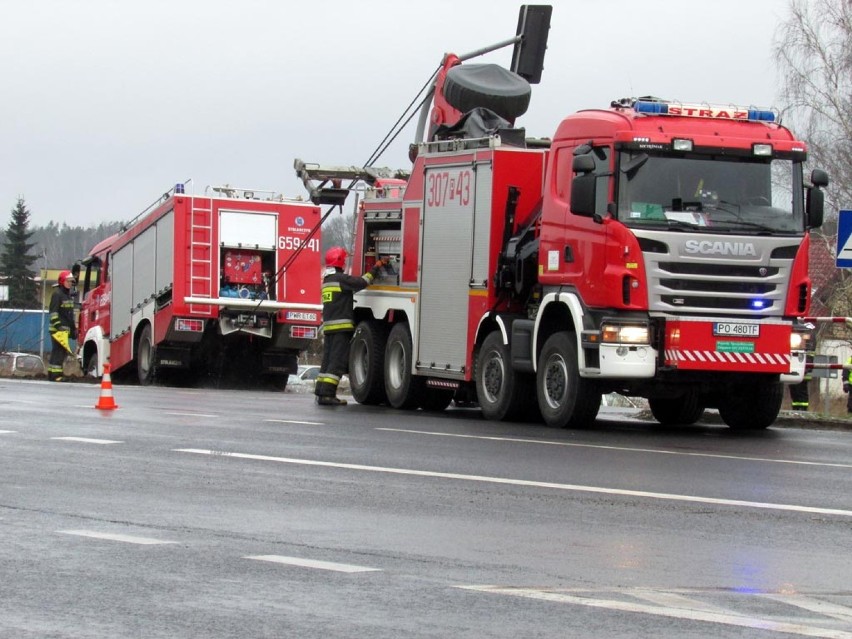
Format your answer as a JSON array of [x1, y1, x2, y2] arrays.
[[1, 198, 39, 309]]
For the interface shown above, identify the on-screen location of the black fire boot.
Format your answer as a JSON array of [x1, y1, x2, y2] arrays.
[[316, 396, 347, 406]]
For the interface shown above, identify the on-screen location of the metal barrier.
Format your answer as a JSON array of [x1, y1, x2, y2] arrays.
[[798, 316, 852, 373]]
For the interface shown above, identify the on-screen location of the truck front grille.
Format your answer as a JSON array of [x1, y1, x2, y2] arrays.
[[640, 236, 798, 317]]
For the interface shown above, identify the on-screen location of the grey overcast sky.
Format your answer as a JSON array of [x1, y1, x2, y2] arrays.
[[2, 0, 791, 230]]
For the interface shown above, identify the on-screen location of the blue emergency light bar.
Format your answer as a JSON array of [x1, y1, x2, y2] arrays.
[[633, 100, 776, 123]]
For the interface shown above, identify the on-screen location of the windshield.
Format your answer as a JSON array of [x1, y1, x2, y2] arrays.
[[617, 153, 803, 234]]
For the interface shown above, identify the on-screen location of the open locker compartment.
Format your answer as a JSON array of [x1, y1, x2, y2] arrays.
[[361, 208, 402, 284]]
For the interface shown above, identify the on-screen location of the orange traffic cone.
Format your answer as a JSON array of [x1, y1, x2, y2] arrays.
[[95, 362, 119, 410]]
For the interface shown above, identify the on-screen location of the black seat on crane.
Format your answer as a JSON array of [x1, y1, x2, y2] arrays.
[[443, 64, 532, 121]]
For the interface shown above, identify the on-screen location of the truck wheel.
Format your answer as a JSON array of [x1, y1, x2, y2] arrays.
[[83, 350, 99, 378], [384, 323, 418, 409], [649, 392, 705, 426], [537, 331, 600, 429], [265, 374, 290, 392], [718, 382, 782, 431], [417, 387, 455, 412], [349, 320, 388, 405], [475, 331, 531, 421], [136, 324, 155, 386]]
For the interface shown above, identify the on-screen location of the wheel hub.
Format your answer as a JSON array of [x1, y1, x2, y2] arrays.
[[482, 351, 504, 403], [544, 355, 568, 409]]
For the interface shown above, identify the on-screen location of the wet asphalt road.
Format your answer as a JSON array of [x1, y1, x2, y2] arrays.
[[1, 378, 851, 639]]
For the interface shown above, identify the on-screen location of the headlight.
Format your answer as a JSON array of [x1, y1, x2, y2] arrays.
[[790, 332, 804, 350], [601, 324, 650, 344], [672, 138, 693, 152]]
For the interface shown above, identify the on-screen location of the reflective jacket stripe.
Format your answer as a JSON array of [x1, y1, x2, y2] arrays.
[[323, 319, 355, 331]]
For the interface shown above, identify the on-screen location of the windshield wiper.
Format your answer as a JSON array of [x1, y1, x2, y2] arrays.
[[717, 219, 778, 233]]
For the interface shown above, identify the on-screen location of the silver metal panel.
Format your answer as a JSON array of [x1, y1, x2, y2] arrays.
[[220, 210, 277, 249], [132, 226, 157, 312], [111, 246, 133, 339], [470, 163, 493, 288], [417, 164, 475, 374], [155, 210, 174, 293], [639, 231, 800, 317]]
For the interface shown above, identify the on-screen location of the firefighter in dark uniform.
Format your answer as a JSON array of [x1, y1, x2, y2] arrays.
[[845, 355, 852, 414], [315, 247, 385, 406], [789, 333, 814, 411], [48, 270, 77, 382]]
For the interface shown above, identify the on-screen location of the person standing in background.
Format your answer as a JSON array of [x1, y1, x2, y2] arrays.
[[47, 270, 77, 382], [314, 247, 385, 406]]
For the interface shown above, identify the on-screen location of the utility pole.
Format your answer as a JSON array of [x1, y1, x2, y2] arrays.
[[38, 252, 47, 360]]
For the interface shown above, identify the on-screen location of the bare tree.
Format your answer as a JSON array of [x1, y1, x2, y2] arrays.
[[775, 0, 852, 216], [775, 0, 852, 339], [321, 208, 355, 254]]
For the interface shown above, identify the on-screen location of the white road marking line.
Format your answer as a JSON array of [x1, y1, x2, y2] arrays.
[[173, 448, 852, 518], [0, 430, 16, 434], [456, 586, 852, 639], [626, 588, 731, 615], [163, 412, 217, 418], [760, 594, 852, 623], [58, 530, 176, 545], [245, 555, 380, 573], [265, 419, 325, 426], [51, 437, 122, 444], [377, 428, 852, 469]]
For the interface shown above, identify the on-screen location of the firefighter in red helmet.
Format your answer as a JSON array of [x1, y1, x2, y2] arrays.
[[47, 270, 77, 381], [315, 247, 385, 405]]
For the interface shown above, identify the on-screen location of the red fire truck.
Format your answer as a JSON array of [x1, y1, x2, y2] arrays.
[[297, 5, 828, 429], [73, 183, 322, 388]]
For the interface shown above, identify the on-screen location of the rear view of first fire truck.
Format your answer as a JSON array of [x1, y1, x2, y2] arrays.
[[298, 5, 829, 429], [74, 183, 322, 388]]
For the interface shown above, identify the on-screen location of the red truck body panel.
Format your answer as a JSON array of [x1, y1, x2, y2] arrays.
[[76, 187, 322, 383]]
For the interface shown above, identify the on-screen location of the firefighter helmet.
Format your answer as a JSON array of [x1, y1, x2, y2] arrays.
[[58, 270, 75, 287], [325, 246, 348, 269]]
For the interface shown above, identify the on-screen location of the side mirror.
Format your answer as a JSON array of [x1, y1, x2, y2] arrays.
[[571, 174, 596, 217], [807, 186, 824, 229], [811, 168, 829, 188], [806, 168, 829, 229], [573, 155, 595, 173]]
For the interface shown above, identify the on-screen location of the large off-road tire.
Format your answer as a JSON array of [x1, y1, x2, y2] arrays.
[[136, 324, 155, 386], [384, 323, 419, 409], [349, 320, 388, 405], [475, 331, 533, 421], [536, 331, 600, 429], [444, 64, 532, 121], [718, 382, 783, 431], [649, 391, 705, 426]]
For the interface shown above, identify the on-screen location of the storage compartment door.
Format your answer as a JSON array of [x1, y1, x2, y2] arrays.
[[417, 164, 477, 376]]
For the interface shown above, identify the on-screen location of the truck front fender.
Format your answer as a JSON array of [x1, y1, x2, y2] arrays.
[[533, 291, 585, 372], [80, 325, 110, 377]]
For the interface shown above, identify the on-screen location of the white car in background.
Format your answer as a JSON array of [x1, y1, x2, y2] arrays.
[[288, 364, 349, 392], [294, 365, 320, 384], [0, 352, 47, 378]]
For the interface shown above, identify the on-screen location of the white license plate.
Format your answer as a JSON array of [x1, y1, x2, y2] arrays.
[[286, 311, 317, 322], [713, 322, 760, 337]]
